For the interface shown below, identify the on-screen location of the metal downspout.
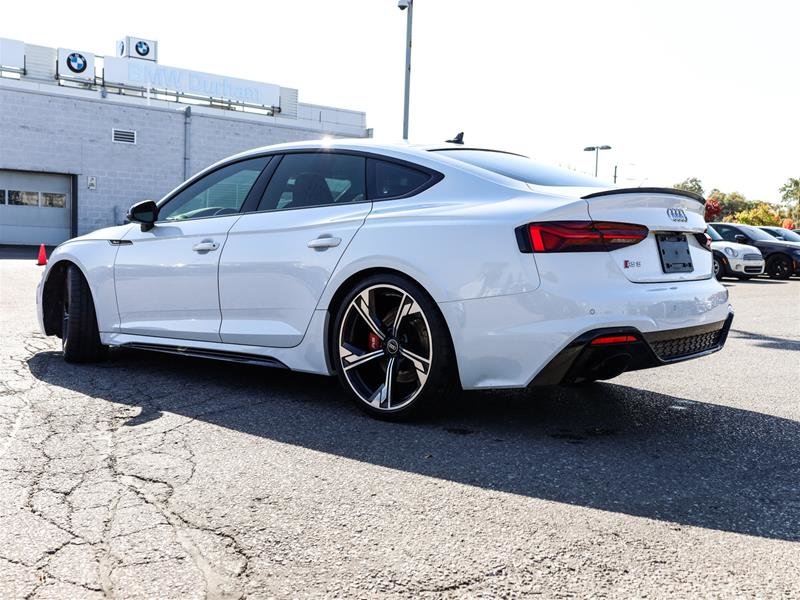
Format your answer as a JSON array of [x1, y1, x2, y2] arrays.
[[183, 106, 192, 179]]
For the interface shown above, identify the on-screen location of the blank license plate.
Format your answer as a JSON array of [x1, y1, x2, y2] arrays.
[[657, 233, 693, 273]]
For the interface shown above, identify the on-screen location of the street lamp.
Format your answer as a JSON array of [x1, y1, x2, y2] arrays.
[[583, 145, 611, 177], [398, 0, 413, 139]]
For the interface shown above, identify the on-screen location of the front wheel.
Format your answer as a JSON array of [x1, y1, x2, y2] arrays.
[[62, 265, 107, 363], [713, 256, 725, 280], [766, 255, 792, 280], [333, 275, 458, 420]]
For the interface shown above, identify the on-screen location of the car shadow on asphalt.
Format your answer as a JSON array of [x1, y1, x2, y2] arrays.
[[729, 329, 800, 351], [28, 348, 800, 543]]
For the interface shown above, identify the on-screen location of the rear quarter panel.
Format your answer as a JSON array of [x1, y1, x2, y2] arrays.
[[317, 181, 592, 307]]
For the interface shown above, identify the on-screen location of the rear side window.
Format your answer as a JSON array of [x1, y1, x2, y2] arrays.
[[367, 159, 431, 200], [432, 149, 607, 187], [259, 153, 366, 211]]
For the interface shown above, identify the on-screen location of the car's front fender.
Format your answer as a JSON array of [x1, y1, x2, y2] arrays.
[[39, 239, 123, 335]]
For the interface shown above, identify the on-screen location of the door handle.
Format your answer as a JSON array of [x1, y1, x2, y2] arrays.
[[192, 240, 220, 252], [307, 236, 342, 249]]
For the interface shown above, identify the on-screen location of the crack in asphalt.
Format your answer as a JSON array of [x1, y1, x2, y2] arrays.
[[3, 260, 800, 598], [1, 331, 252, 599]]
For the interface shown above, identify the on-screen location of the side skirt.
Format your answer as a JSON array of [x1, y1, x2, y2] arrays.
[[119, 342, 288, 369]]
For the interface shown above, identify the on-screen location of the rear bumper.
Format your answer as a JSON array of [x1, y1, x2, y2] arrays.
[[530, 313, 733, 385], [440, 275, 732, 389]]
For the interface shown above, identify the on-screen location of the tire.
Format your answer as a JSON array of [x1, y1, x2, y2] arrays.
[[712, 256, 725, 280], [766, 254, 792, 280], [332, 274, 458, 420], [62, 265, 107, 363]]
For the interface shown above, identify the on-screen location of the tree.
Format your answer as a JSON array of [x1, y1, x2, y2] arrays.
[[779, 178, 800, 220], [704, 197, 722, 222], [782, 218, 795, 230], [674, 177, 704, 197], [732, 202, 781, 226], [708, 189, 753, 220]]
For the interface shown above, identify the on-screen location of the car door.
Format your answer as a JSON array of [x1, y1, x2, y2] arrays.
[[115, 156, 271, 342], [218, 152, 371, 347]]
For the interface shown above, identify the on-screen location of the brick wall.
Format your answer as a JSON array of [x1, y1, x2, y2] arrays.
[[0, 85, 366, 235]]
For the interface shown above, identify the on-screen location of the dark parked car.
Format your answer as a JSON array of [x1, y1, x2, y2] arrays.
[[760, 226, 800, 243], [708, 223, 800, 279]]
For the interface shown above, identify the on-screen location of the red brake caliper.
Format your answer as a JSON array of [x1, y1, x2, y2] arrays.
[[368, 332, 382, 351]]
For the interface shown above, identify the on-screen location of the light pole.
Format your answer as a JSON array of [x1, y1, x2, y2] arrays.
[[398, 0, 413, 139], [583, 145, 611, 177]]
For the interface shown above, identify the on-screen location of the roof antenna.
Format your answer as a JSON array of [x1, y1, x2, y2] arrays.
[[446, 132, 464, 145]]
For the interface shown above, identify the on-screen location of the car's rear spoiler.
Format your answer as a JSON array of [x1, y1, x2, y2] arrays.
[[582, 187, 705, 205]]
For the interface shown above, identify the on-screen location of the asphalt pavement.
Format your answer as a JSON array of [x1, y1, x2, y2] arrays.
[[1, 249, 798, 598]]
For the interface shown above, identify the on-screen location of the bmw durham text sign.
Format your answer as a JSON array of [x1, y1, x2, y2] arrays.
[[103, 57, 281, 108]]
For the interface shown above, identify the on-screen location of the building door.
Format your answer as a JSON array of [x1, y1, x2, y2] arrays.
[[0, 170, 71, 245]]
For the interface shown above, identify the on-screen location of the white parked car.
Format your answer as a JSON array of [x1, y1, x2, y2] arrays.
[[37, 140, 733, 419], [707, 225, 764, 280]]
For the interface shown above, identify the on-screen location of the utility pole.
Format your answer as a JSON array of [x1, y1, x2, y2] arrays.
[[583, 145, 612, 177], [399, 0, 413, 140]]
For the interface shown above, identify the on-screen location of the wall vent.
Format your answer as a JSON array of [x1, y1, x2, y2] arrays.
[[112, 129, 136, 144]]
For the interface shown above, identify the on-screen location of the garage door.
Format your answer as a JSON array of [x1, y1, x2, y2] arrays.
[[0, 171, 72, 245]]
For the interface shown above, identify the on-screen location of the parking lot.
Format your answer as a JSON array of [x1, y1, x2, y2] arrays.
[[1, 251, 798, 598]]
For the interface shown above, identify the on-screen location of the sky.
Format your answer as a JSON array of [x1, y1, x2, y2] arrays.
[[3, 0, 798, 201]]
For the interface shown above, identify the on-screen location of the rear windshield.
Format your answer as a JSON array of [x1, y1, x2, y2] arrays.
[[431, 149, 608, 187]]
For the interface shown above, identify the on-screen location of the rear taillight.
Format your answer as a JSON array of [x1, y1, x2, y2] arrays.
[[695, 232, 712, 251], [515, 221, 649, 253]]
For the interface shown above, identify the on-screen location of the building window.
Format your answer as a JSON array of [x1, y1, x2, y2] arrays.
[[0, 189, 5, 204], [8, 190, 39, 206], [42, 193, 67, 208]]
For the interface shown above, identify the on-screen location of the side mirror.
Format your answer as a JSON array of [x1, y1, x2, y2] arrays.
[[734, 234, 748, 244], [127, 200, 158, 231]]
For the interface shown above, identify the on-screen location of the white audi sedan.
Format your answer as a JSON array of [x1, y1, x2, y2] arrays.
[[37, 140, 733, 419]]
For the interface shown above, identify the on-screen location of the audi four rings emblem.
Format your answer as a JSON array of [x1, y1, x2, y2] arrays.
[[66, 52, 87, 74], [135, 41, 150, 56], [667, 208, 688, 222]]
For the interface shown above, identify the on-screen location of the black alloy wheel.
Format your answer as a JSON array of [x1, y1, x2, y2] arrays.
[[766, 254, 792, 280], [334, 275, 457, 419]]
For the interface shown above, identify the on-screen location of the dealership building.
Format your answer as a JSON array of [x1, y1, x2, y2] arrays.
[[0, 36, 369, 245]]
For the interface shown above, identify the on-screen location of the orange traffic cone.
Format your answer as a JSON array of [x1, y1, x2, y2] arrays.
[[37, 244, 47, 266]]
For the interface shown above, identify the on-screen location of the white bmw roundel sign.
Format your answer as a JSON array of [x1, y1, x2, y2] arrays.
[[57, 48, 95, 82], [66, 52, 87, 73]]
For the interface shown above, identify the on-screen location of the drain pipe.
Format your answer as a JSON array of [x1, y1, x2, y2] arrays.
[[183, 106, 192, 179]]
